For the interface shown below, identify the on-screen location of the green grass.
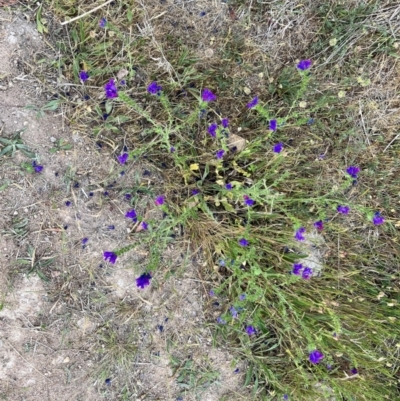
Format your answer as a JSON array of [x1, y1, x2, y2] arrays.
[[35, 0, 400, 399]]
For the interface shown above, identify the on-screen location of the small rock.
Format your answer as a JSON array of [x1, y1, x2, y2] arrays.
[[50, 137, 56, 142], [63, 357, 70, 363]]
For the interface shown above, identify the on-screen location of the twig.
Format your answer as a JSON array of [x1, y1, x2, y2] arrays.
[[61, 0, 114, 25], [383, 133, 400, 153]]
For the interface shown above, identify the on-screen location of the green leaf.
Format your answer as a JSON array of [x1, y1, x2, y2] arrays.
[[0, 145, 12, 156], [105, 101, 113, 115], [127, 9, 133, 22]]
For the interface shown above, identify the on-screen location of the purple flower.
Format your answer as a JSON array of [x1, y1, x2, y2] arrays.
[[125, 193, 132, 200], [82, 237, 89, 245], [246, 96, 258, 109], [120, 79, 126, 86], [155, 195, 165, 206], [239, 294, 246, 301], [221, 118, 229, 128], [170, 146, 175, 153], [337, 205, 350, 214], [294, 227, 306, 241], [104, 79, 118, 99], [208, 123, 218, 137], [216, 149, 225, 159], [292, 263, 303, 275], [191, 189, 200, 196], [245, 326, 256, 336], [147, 81, 162, 95], [65, 201, 72, 207], [209, 289, 215, 297], [217, 316, 226, 324], [350, 367, 358, 375], [225, 183, 233, 190], [297, 59, 312, 70], [302, 267, 313, 280], [372, 212, 385, 225], [32, 161, 43, 173], [314, 220, 324, 231], [346, 166, 360, 179], [99, 17, 107, 28], [230, 306, 238, 318], [201, 88, 216, 102], [103, 251, 117, 264], [118, 153, 129, 164], [273, 143, 283, 153], [283, 395, 289, 401], [269, 119, 277, 131], [79, 71, 89, 81], [309, 349, 324, 364], [141, 221, 148, 230], [136, 272, 152, 289], [125, 209, 137, 222], [238, 238, 249, 247], [243, 195, 255, 206]]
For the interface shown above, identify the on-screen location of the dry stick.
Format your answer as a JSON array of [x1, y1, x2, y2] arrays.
[[60, 0, 114, 25]]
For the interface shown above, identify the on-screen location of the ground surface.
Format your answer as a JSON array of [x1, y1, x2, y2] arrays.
[[0, 9, 246, 401], [1, 1, 399, 401]]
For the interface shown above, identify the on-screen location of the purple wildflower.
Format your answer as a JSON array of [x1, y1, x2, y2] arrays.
[[103, 251, 117, 264], [170, 146, 176, 153], [337, 205, 350, 214], [125, 193, 132, 200], [346, 166, 360, 179], [292, 263, 303, 275], [82, 237, 89, 245], [155, 195, 165, 206], [118, 153, 129, 164], [350, 368, 358, 375], [105, 378, 111, 386], [216, 149, 225, 159], [125, 209, 137, 222], [147, 81, 162, 95], [309, 349, 324, 364], [99, 17, 107, 28], [245, 326, 256, 336], [234, 368, 240, 374], [283, 395, 289, 401], [120, 79, 126, 86], [32, 161, 43, 173], [79, 71, 89, 81], [238, 238, 249, 247], [294, 227, 306, 241], [239, 294, 246, 301], [243, 195, 255, 206], [273, 143, 283, 153], [65, 201, 71, 207], [372, 212, 385, 225], [208, 123, 218, 137], [217, 316, 226, 324], [269, 119, 277, 131], [141, 221, 148, 230], [201, 88, 216, 102], [104, 79, 118, 99], [221, 118, 229, 128], [314, 220, 324, 231], [230, 306, 238, 318], [191, 189, 200, 196], [136, 272, 152, 289], [297, 59, 312, 70], [209, 289, 215, 297], [225, 183, 233, 190], [246, 96, 258, 109], [302, 267, 313, 280]]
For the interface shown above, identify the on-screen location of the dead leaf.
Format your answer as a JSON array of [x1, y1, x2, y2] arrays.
[[227, 133, 246, 152]]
